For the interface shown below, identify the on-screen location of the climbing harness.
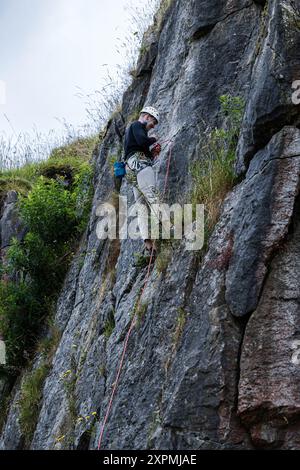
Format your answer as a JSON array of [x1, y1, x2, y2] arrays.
[[125, 149, 174, 240], [97, 139, 174, 450], [113, 150, 153, 180]]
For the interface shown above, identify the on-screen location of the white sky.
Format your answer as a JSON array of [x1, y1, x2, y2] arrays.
[[0, 0, 142, 138]]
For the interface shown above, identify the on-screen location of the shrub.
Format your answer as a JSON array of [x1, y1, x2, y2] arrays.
[[18, 177, 77, 245], [0, 280, 42, 367], [0, 141, 95, 370]]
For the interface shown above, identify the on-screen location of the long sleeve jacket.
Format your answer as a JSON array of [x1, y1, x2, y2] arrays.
[[124, 121, 157, 160]]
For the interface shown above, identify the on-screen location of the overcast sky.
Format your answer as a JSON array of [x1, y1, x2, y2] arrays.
[[0, 0, 141, 138]]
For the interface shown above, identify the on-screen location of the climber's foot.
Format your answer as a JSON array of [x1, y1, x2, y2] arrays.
[[144, 239, 157, 254], [144, 239, 152, 251]]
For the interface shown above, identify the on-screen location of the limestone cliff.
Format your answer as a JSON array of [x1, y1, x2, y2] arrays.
[[0, 0, 300, 450]]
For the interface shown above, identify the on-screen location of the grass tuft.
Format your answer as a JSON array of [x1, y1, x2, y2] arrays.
[[18, 363, 50, 446], [189, 94, 245, 248]]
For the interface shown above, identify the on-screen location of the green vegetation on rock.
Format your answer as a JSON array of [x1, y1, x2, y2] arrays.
[[0, 136, 98, 372], [190, 94, 245, 248]]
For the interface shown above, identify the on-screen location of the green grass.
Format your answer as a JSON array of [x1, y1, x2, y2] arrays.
[[61, 354, 78, 420], [0, 135, 98, 195], [49, 136, 98, 161], [3, 315, 61, 444], [103, 312, 115, 339], [135, 301, 149, 328], [0, 176, 32, 193], [189, 94, 245, 248], [173, 307, 187, 347], [0, 135, 97, 370], [18, 363, 50, 446], [164, 307, 189, 375], [155, 243, 173, 273], [0, 163, 41, 183], [133, 252, 150, 269]]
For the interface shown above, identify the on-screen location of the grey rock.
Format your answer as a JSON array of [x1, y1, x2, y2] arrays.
[[191, 0, 253, 40], [0, 385, 23, 450], [1, 0, 300, 451], [235, 0, 300, 174], [0, 190, 27, 255], [238, 196, 300, 449], [226, 126, 300, 317]]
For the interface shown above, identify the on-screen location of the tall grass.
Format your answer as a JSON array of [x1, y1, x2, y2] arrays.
[[18, 363, 50, 446], [73, 0, 164, 134], [0, 121, 96, 172], [190, 95, 245, 243], [0, 0, 166, 173]]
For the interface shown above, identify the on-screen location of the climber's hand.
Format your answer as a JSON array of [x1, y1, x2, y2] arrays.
[[151, 143, 161, 158]]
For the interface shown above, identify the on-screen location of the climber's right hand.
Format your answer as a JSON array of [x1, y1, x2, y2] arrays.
[[151, 143, 161, 158]]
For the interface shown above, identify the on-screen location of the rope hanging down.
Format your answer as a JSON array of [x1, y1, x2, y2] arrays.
[[97, 140, 174, 450]]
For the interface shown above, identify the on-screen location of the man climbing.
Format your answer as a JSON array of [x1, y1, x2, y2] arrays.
[[123, 106, 162, 257]]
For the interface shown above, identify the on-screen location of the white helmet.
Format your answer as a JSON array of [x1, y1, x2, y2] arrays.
[[140, 106, 160, 124]]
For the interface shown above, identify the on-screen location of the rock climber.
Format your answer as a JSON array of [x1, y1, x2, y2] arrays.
[[123, 106, 162, 257]]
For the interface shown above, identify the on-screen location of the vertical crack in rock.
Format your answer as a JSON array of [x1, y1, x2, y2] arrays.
[[235, 0, 300, 174], [238, 194, 300, 449], [226, 126, 300, 318]]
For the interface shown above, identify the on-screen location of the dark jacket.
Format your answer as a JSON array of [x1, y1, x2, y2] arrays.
[[124, 121, 157, 160]]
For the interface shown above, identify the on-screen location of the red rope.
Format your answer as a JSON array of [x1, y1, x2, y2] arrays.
[[97, 141, 173, 450], [97, 247, 155, 450]]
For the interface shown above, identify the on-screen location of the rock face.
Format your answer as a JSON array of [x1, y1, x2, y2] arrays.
[[226, 126, 300, 317], [238, 196, 300, 449], [0, 190, 27, 259], [235, 0, 300, 174], [0, 0, 300, 450]]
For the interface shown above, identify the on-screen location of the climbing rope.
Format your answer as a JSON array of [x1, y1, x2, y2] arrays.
[[97, 246, 155, 450], [97, 140, 174, 450]]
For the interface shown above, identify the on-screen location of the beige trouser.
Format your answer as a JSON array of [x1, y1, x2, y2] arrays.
[[132, 166, 160, 241], [126, 155, 170, 241]]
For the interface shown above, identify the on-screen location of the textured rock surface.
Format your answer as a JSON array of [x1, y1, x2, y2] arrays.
[[0, 190, 27, 257], [0, 0, 300, 450], [235, 0, 300, 174], [238, 196, 300, 449], [226, 126, 300, 317]]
